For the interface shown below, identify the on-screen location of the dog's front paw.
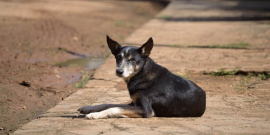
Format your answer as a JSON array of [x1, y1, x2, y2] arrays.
[[85, 112, 107, 119], [77, 106, 95, 114]]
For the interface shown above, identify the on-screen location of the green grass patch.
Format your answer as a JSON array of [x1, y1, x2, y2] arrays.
[[233, 73, 270, 91], [73, 71, 92, 88], [258, 74, 270, 80], [210, 69, 239, 76], [248, 73, 270, 80], [189, 42, 250, 49], [207, 69, 270, 81]]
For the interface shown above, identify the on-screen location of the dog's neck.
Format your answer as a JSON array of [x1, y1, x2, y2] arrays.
[[123, 74, 134, 83], [126, 57, 164, 97]]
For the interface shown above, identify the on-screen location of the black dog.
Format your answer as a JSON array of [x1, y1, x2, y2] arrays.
[[77, 36, 206, 119]]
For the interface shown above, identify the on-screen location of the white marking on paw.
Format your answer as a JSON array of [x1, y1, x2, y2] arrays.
[[86, 112, 106, 119], [85, 107, 124, 119]]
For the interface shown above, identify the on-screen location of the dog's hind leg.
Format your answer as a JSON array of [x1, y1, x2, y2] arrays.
[[85, 106, 153, 119], [78, 103, 132, 114]]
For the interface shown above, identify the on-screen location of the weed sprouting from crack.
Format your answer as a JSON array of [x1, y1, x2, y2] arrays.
[[203, 69, 269, 91], [73, 71, 93, 88], [256, 74, 270, 80], [210, 69, 239, 76], [205, 69, 270, 81]]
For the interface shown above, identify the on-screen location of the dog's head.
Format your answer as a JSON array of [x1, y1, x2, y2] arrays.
[[107, 35, 153, 80]]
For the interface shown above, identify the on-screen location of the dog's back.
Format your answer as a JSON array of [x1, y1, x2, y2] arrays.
[[128, 57, 206, 117]]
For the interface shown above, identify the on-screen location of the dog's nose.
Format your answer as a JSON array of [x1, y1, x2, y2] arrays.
[[116, 69, 124, 76]]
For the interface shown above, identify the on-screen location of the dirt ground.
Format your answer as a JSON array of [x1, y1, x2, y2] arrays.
[[0, 0, 168, 134]]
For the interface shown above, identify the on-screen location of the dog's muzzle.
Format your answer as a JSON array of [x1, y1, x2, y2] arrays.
[[116, 69, 124, 76]]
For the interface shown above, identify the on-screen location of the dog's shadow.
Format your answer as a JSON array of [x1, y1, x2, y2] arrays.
[[60, 115, 86, 119]]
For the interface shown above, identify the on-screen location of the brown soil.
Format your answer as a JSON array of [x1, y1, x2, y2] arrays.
[[0, 0, 168, 134]]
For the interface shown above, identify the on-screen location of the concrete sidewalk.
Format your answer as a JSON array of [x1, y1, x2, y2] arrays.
[[14, 1, 270, 135]]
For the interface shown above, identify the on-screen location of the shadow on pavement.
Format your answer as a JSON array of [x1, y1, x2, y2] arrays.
[[161, 0, 270, 22], [159, 16, 270, 22], [61, 115, 86, 119]]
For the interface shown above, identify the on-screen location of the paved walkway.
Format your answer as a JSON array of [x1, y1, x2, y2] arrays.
[[14, 0, 270, 135]]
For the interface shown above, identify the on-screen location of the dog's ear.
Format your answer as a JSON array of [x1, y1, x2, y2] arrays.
[[107, 35, 121, 55], [138, 37, 153, 57]]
